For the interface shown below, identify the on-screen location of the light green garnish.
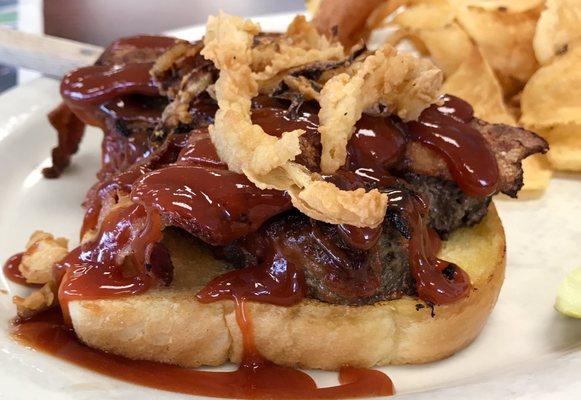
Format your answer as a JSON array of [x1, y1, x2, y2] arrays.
[[555, 268, 581, 318]]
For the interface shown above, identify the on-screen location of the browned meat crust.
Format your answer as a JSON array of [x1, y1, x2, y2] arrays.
[[398, 142, 450, 181], [42, 103, 86, 179], [400, 172, 491, 237], [399, 120, 549, 198], [217, 170, 490, 305], [44, 37, 175, 179], [219, 204, 416, 306], [472, 119, 549, 197]]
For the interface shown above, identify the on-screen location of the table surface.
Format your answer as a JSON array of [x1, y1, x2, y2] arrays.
[[44, 0, 304, 46], [1, 0, 305, 92]]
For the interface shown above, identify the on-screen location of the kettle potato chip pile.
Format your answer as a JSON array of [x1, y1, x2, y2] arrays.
[[312, 0, 581, 192]]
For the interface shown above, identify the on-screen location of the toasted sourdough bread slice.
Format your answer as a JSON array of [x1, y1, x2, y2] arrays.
[[69, 204, 505, 370]]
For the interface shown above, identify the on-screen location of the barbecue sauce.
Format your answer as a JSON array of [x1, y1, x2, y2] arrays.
[[102, 35, 178, 56], [175, 128, 227, 169], [60, 35, 177, 124], [337, 225, 383, 251], [61, 63, 159, 126], [347, 115, 408, 172], [408, 95, 500, 197], [50, 88, 478, 311], [251, 98, 319, 137], [383, 188, 471, 305], [197, 251, 307, 306], [131, 165, 293, 246], [2, 253, 36, 286], [11, 308, 394, 399], [10, 199, 394, 399], [44, 35, 176, 178], [100, 95, 166, 124], [55, 203, 155, 321], [80, 164, 152, 237], [196, 239, 393, 397]]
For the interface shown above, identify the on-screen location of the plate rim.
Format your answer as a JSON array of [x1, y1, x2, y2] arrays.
[[0, 11, 580, 400]]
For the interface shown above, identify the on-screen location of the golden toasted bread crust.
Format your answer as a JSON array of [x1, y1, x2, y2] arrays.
[[70, 204, 505, 370]]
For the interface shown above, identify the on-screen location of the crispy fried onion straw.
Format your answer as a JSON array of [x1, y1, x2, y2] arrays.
[[252, 15, 344, 88], [202, 12, 387, 227], [319, 44, 443, 173], [151, 42, 214, 131]]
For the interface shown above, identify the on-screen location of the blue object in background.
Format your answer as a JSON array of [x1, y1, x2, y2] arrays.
[[0, 0, 17, 92]]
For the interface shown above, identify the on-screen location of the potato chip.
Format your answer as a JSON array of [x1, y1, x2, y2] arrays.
[[521, 154, 554, 191], [305, 0, 322, 14], [495, 73, 526, 99], [506, 91, 523, 121], [414, 23, 474, 77], [533, 0, 581, 65], [391, 1, 474, 77], [521, 44, 581, 128], [455, 4, 540, 83], [538, 124, 581, 171], [394, 1, 455, 30], [442, 47, 515, 124], [365, 0, 409, 32], [457, 0, 544, 13]]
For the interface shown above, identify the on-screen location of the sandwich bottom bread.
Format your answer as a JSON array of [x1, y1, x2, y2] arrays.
[[70, 204, 504, 370]]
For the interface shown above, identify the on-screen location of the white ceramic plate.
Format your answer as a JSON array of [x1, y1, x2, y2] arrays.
[[1, 12, 580, 400]]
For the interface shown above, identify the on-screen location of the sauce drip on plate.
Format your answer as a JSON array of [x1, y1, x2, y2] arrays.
[[11, 309, 394, 399], [2, 253, 37, 286]]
